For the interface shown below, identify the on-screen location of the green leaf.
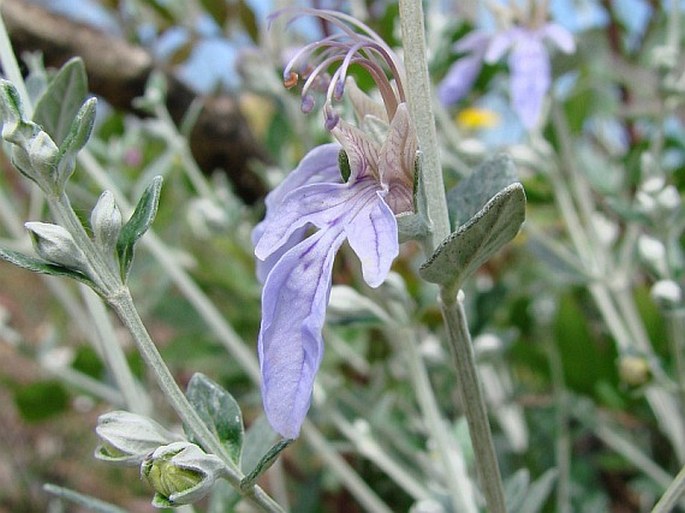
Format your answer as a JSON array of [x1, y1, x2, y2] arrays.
[[33, 57, 88, 146], [0, 247, 96, 288], [240, 439, 292, 491], [43, 484, 129, 513], [419, 183, 526, 291], [446, 154, 519, 229], [116, 176, 163, 281], [185, 373, 244, 465]]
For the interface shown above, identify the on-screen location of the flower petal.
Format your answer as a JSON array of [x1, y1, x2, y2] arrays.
[[259, 228, 346, 438], [252, 143, 342, 279], [542, 23, 576, 54], [484, 28, 520, 63], [332, 119, 381, 181], [438, 54, 484, 106], [345, 192, 398, 287], [378, 103, 416, 214], [508, 35, 550, 129], [255, 182, 354, 261], [454, 30, 491, 54], [263, 143, 342, 216]]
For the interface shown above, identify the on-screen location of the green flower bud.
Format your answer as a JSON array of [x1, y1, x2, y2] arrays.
[[95, 411, 181, 466], [25, 221, 89, 273], [141, 442, 225, 508]]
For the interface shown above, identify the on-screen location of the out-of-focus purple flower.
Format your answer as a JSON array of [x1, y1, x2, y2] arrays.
[[438, 19, 575, 130], [438, 30, 491, 106], [485, 23, 575, 129], [254, 9, 416, 439]]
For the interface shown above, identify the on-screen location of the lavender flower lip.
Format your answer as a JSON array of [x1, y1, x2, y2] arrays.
[[254, 8, 417, 439]]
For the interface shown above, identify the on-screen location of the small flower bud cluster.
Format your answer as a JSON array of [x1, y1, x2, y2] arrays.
[[95, 411, 226, 508]]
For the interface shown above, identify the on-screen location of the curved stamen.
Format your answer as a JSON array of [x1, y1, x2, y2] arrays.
[[301, 54, 346, 102], [283, 34, 345, 82]]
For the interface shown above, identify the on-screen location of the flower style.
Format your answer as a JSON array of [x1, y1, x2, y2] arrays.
[[253, 9, 417, 439], [439, 8, 575, 130]]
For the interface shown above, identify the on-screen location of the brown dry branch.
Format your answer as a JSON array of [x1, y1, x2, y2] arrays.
[[1, 0, 269, 203]]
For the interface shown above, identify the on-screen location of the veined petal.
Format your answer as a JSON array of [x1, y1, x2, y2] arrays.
[[255, 182, 356, 260], [259, 227, 346, 439], [508, 34, 550, 129], [345, 192, 398, 287], [253, 226, 307, 284], [542, 23, 576, 54], [253, 143, 342, 280], [332, 119, 381, 181], [378, 103, 416, 214], [264, 143, 342, 213]]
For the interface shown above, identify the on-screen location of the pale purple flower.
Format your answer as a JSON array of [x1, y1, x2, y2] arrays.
[[437, 30, 491, 106], [253, 9, 416, 439], [485, 23, 575, 129], [438, 22, 575, 130]]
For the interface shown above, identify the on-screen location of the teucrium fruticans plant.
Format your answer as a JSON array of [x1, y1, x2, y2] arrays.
[[0, 59, 285, 512]]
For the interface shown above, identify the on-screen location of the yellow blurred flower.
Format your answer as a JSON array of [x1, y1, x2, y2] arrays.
[[456, 107, 500, 130]]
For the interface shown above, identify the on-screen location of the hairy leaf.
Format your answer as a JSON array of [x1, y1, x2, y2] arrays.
[[186, 373, 244, 465]]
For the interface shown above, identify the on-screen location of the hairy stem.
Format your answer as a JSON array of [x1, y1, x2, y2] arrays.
[[440, 290, 507, 513], [398, 0, 450, 248]]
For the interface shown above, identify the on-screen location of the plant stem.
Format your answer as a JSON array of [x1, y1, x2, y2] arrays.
[[667, 308, 685, 418], [80, 284, 150, 415], [398, 0, 450, 248], [398, 1, 507, 509], [651, 463, 685, 513], [440, 290, 507, 513], [109, 289, 285, 513]]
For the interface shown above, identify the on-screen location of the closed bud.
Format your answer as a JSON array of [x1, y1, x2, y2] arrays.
[[90, 191, 122, 253], [651, 280, 683, 309], [25, 221, 89, 273], [141, 442, 225, 507], [95, 411, 182, 466], [619, 355, 652, 387]]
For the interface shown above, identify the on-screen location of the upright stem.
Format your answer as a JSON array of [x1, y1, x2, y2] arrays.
[[440, 291, 507, 513], [398, 1, 506, 510], [398, 0, 450, 248]]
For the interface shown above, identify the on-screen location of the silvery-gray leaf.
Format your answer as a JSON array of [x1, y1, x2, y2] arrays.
[[420, 183, 526, 292], [446, 154, 519, 229]]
